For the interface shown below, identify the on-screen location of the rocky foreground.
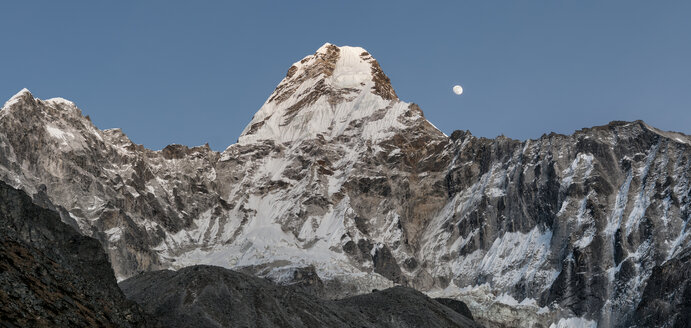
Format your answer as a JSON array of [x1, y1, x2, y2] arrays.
[[121, 265, 479, 328], [0, 181, 150, 327]]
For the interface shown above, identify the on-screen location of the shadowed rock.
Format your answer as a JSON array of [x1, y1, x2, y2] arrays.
[[434, 298, 474, 321], [629, 247, 691, 327], [120, 265, 480, 328], [0, 181, 154, 327]]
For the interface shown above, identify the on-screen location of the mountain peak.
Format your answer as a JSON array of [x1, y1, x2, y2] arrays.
[[13, 87, 32, 98], [2, 88, 34, 109], [315, 42, 337, 53], [270, 43, 396, 104], [238, 43, 405, 145]]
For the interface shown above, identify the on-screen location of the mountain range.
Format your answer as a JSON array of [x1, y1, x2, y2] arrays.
[[0, 43, 689, 327]]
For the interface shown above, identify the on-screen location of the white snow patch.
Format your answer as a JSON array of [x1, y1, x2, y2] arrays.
[[549, 317, 597, 328], [105, 227, 123, 242], [625, 143, 660, 235], [605, 170, 633, 236], [429, 282, 554, 327], [496, 293, 519, 306], [125, 185, 140, 198], [45, 124, 85, 151], [2, 88, 31, 109], [574, 226, 596, 249], [674, 137, 690, 145], [446, 227, 558, 293], [667, 218, 689, 260], [160, 194, 360, 280], [561, 153, 594, 189], [487, 187, 505, 198], [46, 97, 76, 106]]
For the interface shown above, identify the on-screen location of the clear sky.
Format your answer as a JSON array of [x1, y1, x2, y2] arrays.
[[1, 1, 690, 150]]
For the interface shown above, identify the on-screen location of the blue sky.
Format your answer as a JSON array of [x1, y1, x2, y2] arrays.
[[1, 1, 690, 150]]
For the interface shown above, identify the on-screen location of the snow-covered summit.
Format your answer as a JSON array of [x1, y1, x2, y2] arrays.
[[45, 97, 77, 107], [2, 88, 33, 109], [12, 87, 32, 98], [237, 43, 404, 145]]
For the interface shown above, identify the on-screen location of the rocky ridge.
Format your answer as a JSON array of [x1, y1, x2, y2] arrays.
[[0, 180, 152, 327], [0, 43, 689, 327], [120, 265, 479, 328]]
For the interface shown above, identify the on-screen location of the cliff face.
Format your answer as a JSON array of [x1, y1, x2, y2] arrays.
[[0, 181, 152, 327], [428, 121, 690, 327], [1, 43, 689, 327], [629, 247, 691, 327]]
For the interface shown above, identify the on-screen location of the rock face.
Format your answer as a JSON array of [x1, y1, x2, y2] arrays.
[[629, 247, 691, 327], [119, 265, 479, 328], [1, 43, 690, 327], [0, 181, 152, 327], [434, 298, 474, 321]]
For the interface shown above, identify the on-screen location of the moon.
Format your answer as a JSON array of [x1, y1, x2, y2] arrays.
[[452, 85, 464, 95]]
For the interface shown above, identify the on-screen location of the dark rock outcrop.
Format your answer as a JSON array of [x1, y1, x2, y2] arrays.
[[0, 181, 153, 327], [120, 265, 479, 328], [629, 247, 691, 327], [434, 298, 474, 321], [283, 265, 326, 297]]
